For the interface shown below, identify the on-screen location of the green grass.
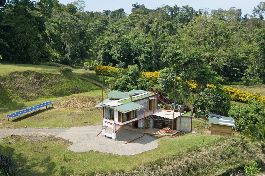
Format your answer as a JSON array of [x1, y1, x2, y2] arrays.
[[0, 64, 106, 128], [0, 134, 222, 175], [0, 70, 101, 112], [0, 64, 60, 75], [192, 118, 208, 133], [229, 84, 265, 96], [0, 109, 102, 128], [0, 90, 104, 128], [0, 63, 89, 75]]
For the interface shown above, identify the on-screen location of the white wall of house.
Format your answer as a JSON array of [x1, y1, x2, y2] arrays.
[[114, 110, 119, 123]]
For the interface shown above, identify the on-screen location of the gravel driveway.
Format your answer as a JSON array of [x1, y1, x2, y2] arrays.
[[0, 125, 158, 155]]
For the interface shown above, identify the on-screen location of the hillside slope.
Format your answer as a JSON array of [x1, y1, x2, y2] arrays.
[[0, 69, 100, 111]]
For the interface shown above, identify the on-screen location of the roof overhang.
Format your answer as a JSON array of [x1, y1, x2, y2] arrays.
[[115, 102, 143, 113], [153, 110, 181, 119]]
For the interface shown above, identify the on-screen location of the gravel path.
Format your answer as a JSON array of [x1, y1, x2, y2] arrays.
[[0, 125, 158, 155]]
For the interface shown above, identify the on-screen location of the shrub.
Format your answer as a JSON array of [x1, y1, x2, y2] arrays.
[[83, 60, 102, 70], [194, 87, 230, 117], [142, 71, 160, 81], [224, 86, 265, 104], [186, 80, 198, 91], [59, 66, 73, 75], [95, 66, 122, 76], [244, 161, 261, 176], [229, 101, 265, 142]]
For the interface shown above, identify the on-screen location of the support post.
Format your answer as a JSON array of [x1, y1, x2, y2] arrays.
[[112, 123, 116, 140]]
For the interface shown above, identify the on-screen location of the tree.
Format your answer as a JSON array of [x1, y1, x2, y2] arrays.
[[0, 0, 47, 63], [45, 6, 88, 65], [107, 65, 142, 91], [194, 87, 231, 117], [253, 2, 265, 19]]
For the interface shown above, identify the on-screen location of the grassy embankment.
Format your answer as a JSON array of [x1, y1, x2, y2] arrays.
[[0, 64, 104, 128], [0, 134, 263, 176], [0, 134, 222, 175]]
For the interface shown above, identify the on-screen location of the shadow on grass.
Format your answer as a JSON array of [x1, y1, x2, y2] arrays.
[[0, 143, 57, 176], [0, 85, 25, 114]]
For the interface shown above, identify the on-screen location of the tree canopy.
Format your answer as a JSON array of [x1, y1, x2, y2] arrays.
[[0, 1, 265, 84]]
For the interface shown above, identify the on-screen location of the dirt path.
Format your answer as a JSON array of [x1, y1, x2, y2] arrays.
[[0, 125, 158, 155]]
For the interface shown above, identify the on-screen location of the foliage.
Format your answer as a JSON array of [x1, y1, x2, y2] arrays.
[[107, 65, 144, 91], [224, 86, 265, 104], [0, 0, 47, 64], [142, 71, 160, 81], [95, 65, 122, 77], [83, 60, 102, 70], [0, 1, 264, 84], [157, 67, 176, 97], [229, 101, 265, 142], [157, 67, 190, 103], [59, 66, 73, 75], [244, 161, 261, 176], [194, 87, 231, 117]]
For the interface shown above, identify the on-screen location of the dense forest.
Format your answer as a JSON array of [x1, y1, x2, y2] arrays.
[[0, 0, 265, 84]]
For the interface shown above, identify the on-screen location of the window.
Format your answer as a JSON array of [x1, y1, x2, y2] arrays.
[[118, 110, 137, 123], [118, 112, 122, 122], [122, 113, 128, 122], [149, 99, 156, 111], [108, 108, 114, 120]]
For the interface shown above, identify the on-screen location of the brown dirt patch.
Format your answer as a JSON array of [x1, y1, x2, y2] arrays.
[[54, 96, 100, 110]]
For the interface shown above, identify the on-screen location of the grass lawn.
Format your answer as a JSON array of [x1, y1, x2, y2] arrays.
[[0, 134, 223, 175], [0, 63, 89, 75], [0, 90, 104, 128], [192, 118, 208, 133], [0, 109, 102, 128], [229, 84, 265, 96]]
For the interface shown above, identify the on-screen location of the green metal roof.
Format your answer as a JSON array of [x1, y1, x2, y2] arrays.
[[132, 92, 155, 101], [115, 102, 143, 113], [209, 113, 235, 127], [128, 90, 147, 96], [108, 90, 129, 100]]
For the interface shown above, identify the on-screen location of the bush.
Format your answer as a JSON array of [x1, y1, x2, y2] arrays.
[[194, 87, 230, 117], [224, 86, 265, 104], [83, 60, 102, 70], [95, 66, 122, 76], [59, 66, 73, 75], [244, 161, 261, 176], [142, 71, 160, 81], [229, 101, 265, 142]]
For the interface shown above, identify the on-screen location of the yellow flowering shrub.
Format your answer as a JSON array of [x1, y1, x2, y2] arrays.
[[206, 84, 216, 89], [95, 66, 122, 76], [142, 71, 160, 80], [95, 67, 265, 104], [224, 86, 265, 104], [186, 80, 198, 91]]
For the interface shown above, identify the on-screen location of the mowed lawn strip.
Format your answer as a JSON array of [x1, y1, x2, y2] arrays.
[[0, 64, 90, 75], [0, 134, 222, 175]]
